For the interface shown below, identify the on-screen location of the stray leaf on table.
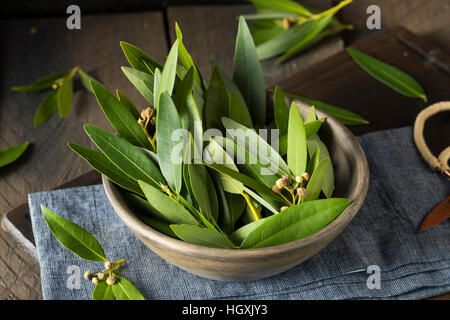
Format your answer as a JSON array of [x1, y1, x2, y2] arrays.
[[57, 76, 73, 118], [78, 69, 96, 93], [0, 141, 29, 168], [12, 71, 70, 93], [347, 47, 428, 102], [33, 90, 59, 127]]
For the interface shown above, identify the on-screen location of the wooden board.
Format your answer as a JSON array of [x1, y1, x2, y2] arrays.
[[0, 11, 168, 300], [2, 25, 450, 299], [167, 1, 344, 86]]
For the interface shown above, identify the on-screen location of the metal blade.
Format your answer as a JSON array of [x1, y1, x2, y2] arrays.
[[419, 195, 450, 231]]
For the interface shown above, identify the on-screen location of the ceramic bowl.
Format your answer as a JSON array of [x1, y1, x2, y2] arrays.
[[103, 100, 369, 281]]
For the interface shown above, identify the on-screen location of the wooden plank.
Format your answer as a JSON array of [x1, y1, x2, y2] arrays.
[[167, 2, 344, 86], [277, 26, 450, 157], [337, 0, 450, 54], [0, 11, 168, 300]]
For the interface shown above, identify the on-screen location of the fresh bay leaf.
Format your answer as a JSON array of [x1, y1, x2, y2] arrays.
[[278, 119, 322, 155], [78, 69, 96, 93], [274, 86, 289, 135], [93, 281, 116, 300], [222, 117, 290, 175], [33, 90, 58, 127], [205, 67, 229, 131], [116, 89, 140, 120], [121, 67, 154, 104], [68, 143, 143, 196], [155, 40, 179, 109], [135, 212, 178, 238], [156, 93, 183, 192], [303, 158, 329, 201], [90, 80, 152, 149], [249, 0, 311, 16], [153, 68, 161, 103], [230, 218, 266, 246], [307, 135, 334, 198], [111, 276, 145, 300], [41, 205, 107, 261], [12, 71, 70, 93], [276, 15, 333, 64], [122, 192, 166, 220], [187, 163, 219, 222], [84, 124, 165, 189], [229, 91, 253, 128], [347, 48, 427, 102], [175, 23, 203, 87], [138, 180, 197, 225], [0, 141, 29, 168], [240, 198, 350, 248], [57, 76, 73, 118], [304, 106, 317, 124], [226, 193, 246, 231], [287, 102, 307, 177], [306, 148, 320, 176], [285, 92, 369, 125], [120, 41, 162, 74], [170, 224, 235, 248], [233, 16, 266, 125]]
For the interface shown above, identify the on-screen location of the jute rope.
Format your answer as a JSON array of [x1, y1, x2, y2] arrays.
[[413, 101, 450, 177]]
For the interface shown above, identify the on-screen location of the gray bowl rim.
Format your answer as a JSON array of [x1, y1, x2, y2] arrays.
[[102, 103, 369, 260]]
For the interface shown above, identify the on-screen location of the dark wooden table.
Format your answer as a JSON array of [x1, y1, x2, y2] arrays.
[[0, 1, 448, 300]]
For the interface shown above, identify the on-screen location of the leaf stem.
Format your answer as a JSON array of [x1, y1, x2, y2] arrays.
[[242, 191, 261, 221]]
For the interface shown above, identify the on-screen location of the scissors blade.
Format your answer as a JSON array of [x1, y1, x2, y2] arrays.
[[419, 195, 450, 231]]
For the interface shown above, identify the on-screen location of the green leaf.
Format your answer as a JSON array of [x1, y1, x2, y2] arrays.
[[230, 218, 266, 246], [306, 148, 320, 176], [120, 41, 162, 74], [307, 135, 334, 198], [155, 40, 179, 109], [215, 65, 249, 114], [116, 89, 140, 119], [287, 102, 307, 176], [240, 198, 350, 248], [304, 106, 317, 123], [0, 141, 29, 168], [57, 76, 73, 118], [67, 143, 143, 196], [233, 16, 266, 125], [187, 163, 219, 222], [243, 12, 302, 20], [205, 67, 229, 130], [111, 276, 145, 300], [252, 26, 286, 46], [153, 68, 161, 101], [33, 90, 58, 127], [41, 205, 107, 261], [278, 119, 323, 155], [138, 180, 197, 225], [78, 69, 96, 93], [249, 0, 311, 16], [90, 80, 152, 149], [276, 15, 333, 64], [347, 48, 427, 102], [274, 86, 289, 135], [229, 91, 253, 128], [84, 124, 165, 189], [121, 67, 154, 104], [303, 158, 329, 201], [170, 224, 235, 248], [285, 92, 369, 125], [175, 23, 203, 86], [93, 281, 116, 300], [225, 193, 246, 232], [222, 117, 290, 175], [12, 71, 70, 93], [156, 93, 184, 192]]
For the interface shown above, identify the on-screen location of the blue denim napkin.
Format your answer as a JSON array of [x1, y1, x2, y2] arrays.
[[28, 127, 450, 300]]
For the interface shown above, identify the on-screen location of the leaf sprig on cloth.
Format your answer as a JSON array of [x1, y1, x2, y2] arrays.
[[65, 19, 350, 253], [41, 205, 145, 300], [12, 67, 96, 126], [244, 0, 354, 64]]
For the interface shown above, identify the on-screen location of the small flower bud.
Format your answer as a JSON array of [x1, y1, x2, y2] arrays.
[[276, 178, 285, 189], [104, 261, 113, 270], [282, 175, 290, 185], [297, 187, 306, 197], [137, 118, 145, 129], [51, 83, 58, 90], [272, 185, 281, 193], [301, 172, 310, 182], [84, 271, 93, 280], [280, 206, 288, 212], [149, 116, 156, 126], [140, 107, 152, 120], [106, 276, 116, 285], [92, 277, 99, 284], [295, 176, 302, 183], [97, 272, 105, 280]]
